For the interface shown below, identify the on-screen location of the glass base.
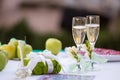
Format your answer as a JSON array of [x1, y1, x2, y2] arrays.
[[15, 67, 32, 79]]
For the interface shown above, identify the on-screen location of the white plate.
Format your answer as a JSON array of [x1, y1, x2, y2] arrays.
[[94, 48, 120, 62], [97, 54, 120, 62]]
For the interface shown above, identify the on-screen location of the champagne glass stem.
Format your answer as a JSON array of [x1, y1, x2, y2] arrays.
[[18, 41, 24, 67], [90, 43, 95, 51], [77, 44, 82, 70], [77, 44, 82, 61], [91, 61, 94, 70], [90, 43, 95, 70]]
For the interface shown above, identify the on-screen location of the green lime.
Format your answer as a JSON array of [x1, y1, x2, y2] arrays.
[[0, 50, 8, 71]]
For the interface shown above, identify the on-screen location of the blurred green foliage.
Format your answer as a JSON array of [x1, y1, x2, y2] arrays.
[[0, 20, 74, 50], [0, 20, 120, 50]]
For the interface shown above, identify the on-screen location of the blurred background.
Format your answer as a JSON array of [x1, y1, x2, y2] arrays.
[[0, 0, 120, 50]]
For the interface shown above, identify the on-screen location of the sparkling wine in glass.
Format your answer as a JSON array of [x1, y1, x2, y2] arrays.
[[86, 16, 100, 50], [72, 17, 86, 71]]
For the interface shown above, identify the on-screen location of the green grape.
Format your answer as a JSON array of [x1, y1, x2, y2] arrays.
[[43, 62, 48, 74], [33, 62, 44, 75], [23, 58, 61, 75], [57, 63, 61, 73], [24, 58, 29, 66], [52, 60, 61, 73]]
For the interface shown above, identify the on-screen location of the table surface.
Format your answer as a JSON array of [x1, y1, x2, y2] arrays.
[[0, 52, 120, 80]]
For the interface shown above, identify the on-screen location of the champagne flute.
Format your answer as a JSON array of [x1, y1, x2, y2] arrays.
[[86, 15, 100, 52], [15, 40, 32, 79], [72, 17, 86, 71], [86, 15, 100, 70]]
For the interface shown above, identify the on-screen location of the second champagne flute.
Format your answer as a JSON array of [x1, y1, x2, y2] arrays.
[[72, 17, 86, 70], [86, 15, 100, 52], [86, 15, 100, 70]]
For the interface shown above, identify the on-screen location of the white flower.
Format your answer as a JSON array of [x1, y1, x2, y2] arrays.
[[65, 46, 78, 62]]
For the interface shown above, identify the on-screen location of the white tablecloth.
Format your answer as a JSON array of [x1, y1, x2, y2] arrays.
[[0, 52, 120, 80]]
